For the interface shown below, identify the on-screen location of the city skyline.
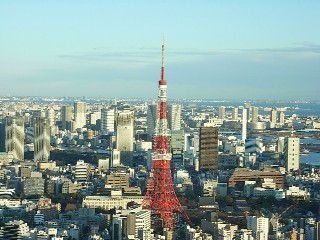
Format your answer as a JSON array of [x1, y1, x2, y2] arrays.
[[1, 1, 320, 100]]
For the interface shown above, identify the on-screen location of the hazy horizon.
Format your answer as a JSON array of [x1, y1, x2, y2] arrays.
[[1, 1, 320, 100]]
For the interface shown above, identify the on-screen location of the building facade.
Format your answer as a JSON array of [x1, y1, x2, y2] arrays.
[[101, 108, 115, 134], [199, 127, 219, 171], [284, 137, 300, 172], [34, 117, 50, 162], [116, 111, 134, 166], [4, 116, 25, 160], [61, 105, 72, 131], [74, 102, 86, 129]]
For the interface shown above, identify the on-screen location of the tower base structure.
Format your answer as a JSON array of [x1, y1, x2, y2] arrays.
[[143, 155, 191, 231]]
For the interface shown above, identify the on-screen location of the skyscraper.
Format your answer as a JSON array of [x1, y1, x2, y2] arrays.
[[199, 126, 219, 171], [270, 109, 277, 128], [243, 103, 251, 122], [34, 117, 50, 162], [46, 107, 55, 127], [61, 105, 72, 131], [284, 136, 300, 172], [167, 104, 181, 131], [146, 104, 157, 139], [251, 107, 259, 123], [171, 129, 185, 166], [279, 111, 285, 126], [3, 116, 25, 160], [101, 108, 115, 134], [116, 111, 134, 166], [74, 102, 86, 129], [232, 107, 238, 120], [242, 109, 247, 141], [218, 106, 226, 120]]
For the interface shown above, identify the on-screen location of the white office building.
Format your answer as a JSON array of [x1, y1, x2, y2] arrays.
[[247, 216, 269, 240], [74, 160, 90, 182], [101, 108, 115, 134]]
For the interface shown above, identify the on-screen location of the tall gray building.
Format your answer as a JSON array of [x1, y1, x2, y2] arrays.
[[171, 129, 185, 166], [146, 104, 157, 139], [34, 117, 50, 162], [116, 111, 134, 166], [167, 104, 181, 131], [61, 105, 72, 130], [279, 111, 285, 126], [3, 116, 25, 160], [251, 107, 259, 123]]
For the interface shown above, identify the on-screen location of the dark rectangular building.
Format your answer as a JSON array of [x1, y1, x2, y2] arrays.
[[199, 127, 219, 171]]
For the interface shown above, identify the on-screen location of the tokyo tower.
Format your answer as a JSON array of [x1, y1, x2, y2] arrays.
[[142, 40, 191, 231]]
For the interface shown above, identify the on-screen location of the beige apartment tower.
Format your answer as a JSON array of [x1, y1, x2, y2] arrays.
[[284, 136, 300, 172]]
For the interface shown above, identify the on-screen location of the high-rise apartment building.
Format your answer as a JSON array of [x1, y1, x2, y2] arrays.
[[146, 104, 157, 139], [74, 102, 86, 129], [243, 103, 251, 122], [46, 108, 55, 127], [34, 117, 50, 162], [218, 106, 226, 120], [101, 108, 115, 134], [284, 136, 300, 172], [199, 127, 218, 171], [232, 107, 238, 120], [116, 111, 134, 166], [167, 104, 181, 131], [247, 216, 269, 240], [251, 107, 259, 123], [242, 109, 247, 142], [270, 109, 277, 126], [61, 105, 73, 131], [3, 116, 25, 160], [279, 111, 285, 126]]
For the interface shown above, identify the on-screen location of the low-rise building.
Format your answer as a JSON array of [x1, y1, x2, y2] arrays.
[[83, 190, 143, 210]]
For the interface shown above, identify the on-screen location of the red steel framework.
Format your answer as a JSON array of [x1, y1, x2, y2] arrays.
[[142, 41, 191, 231]]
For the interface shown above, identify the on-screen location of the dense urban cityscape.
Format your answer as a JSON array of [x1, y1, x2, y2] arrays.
[[0, 41, 320, 239], [1, 1, 320, 240]]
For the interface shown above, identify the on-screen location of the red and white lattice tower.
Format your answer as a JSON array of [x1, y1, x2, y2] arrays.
[[142, 41, 191, 231]]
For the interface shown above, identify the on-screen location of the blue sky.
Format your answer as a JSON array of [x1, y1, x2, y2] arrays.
[[0, 1, 320, 100]]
